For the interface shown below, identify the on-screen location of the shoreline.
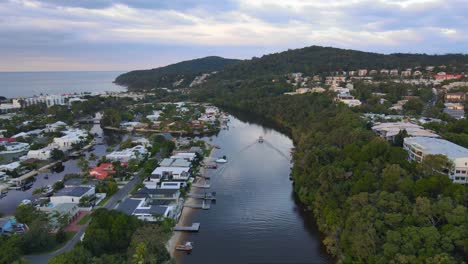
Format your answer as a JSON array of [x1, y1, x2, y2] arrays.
[[167, 143, 215, 258]]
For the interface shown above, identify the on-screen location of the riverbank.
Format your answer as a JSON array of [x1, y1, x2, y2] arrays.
[[167, 143, 215, 257]]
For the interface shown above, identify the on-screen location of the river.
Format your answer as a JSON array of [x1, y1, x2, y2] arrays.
[[176, 115, 329, 264]]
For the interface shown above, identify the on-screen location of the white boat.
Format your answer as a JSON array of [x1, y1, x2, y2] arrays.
[[176, 242, 193, 251], [258, 136, 264, 143], [42, 185, 54, 196], [20, 199, 32, 206], [215, 158, 227, 163]]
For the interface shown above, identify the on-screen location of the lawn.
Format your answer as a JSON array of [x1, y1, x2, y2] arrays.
[[97, 195, 111, 206], [77, 213, 91, 225]]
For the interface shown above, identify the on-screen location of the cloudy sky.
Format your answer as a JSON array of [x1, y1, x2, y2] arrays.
[[0, 0, 466, 71]]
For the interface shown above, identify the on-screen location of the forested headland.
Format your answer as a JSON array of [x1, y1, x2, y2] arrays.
[[186, 46, 468, 263], [115, 45, 468, 263]]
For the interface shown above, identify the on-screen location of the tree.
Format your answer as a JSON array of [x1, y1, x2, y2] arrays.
[[393, 129, 408, 147], [101, 109, 121, 128], [51, 149, 65, 161], [418, 154, 453, 178], [49, 246, 93, 264], [53, 180, 64, 191], [403, 98, 425, 115]]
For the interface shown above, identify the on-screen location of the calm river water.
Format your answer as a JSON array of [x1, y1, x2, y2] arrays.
[[177, 116, 329, 264]]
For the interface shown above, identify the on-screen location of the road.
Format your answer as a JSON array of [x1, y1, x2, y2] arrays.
[[25, 175, 141, 264]]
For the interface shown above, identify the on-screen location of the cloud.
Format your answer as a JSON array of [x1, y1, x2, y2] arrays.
[[0, 0, 466, 71]]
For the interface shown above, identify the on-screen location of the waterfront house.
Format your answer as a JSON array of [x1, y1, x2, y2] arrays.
[[106, 145, 148, 162], [151, 166, 190, 181], [117, 198, 177, 222], [52, 128, 87, 151]]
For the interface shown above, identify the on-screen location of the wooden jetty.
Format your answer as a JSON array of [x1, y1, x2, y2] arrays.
[[174, 223, 200, 232], [188, 192, 216, 200], [184, 201, 211, 210], [192, 183, 211, 188]]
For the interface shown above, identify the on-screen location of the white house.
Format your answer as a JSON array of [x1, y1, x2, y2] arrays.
[[52, 129, 87, 151], [170, 152, 196, 161], [117, 198, 177, 222], [45, 121, 67, 133], [403, 137, 468, 184], [50, 186, 95, 204], [27, 148, 52, 160], [106, 145, 148, 162], [151, 166, 190, 181]]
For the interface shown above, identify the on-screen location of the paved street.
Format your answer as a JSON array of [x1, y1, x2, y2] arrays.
[[25, 175, 141, 264]]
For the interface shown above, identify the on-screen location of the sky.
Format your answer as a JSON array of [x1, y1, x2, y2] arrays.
[[0, 0, 467, 71]]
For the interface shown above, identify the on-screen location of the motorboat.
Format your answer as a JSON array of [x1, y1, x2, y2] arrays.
[[215, 155, 228, 163], [20, 199, 32, 206], [258, 136, 264, 143], [176, 242, 193, 251], [42, 185, 54, 196]]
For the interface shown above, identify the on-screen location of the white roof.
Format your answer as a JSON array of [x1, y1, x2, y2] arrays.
[[151, 166, 190, 175], [404, 137, 468, 159], [0, 162, 21, 171], [372, 122, 439, 138]]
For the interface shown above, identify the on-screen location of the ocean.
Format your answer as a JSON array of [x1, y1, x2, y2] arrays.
[[0, 71, 126, 98]]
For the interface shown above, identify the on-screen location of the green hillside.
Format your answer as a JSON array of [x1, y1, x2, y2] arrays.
[[114, 56, 240, 90]]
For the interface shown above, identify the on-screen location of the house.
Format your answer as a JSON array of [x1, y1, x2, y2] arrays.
[[445, 92, 468, 103], [159, 158, 192, 168], [372, 122, 439, 141], [106, 145, 148, 162], [27, 148, 52, 160], [0, 217, 26, 235], [435, 74, 464, 80], [0, 172, 8, 182], [160, 182, 182, 189], [134, 187, 181, 202], [64, 178, 100, 188], [117, 198, 178, 222], [403, 137, 468, 184], [390, 69, 399, 76], [45, 121, 67, 133], [369, 70, 378, 75], [50, 186, 95, 204], [0, 99, 21, 113], [358, 69, 368, 76], [0, 217, 14, 235], [170, 152, 196, 161], [38, 203, 80, 231], [52, 129, 87, 151], [401, 70, 412, 77], [413, 70, 422, 76], [0, 142, 30, 154], [380, 69, 389, 75], [0, 161, 21, 172], [151, 166, 191, 181], [90, 163, 115, 180]]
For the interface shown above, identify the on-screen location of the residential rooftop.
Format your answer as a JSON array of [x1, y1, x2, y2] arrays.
[[404, 137, 468, 159]]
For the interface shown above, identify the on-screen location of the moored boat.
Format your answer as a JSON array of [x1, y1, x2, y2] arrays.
[[176, 241, 193, 251], [258, 136, 264, 143]]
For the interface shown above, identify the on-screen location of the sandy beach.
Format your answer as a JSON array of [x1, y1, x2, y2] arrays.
[[166, 143, 215, 257]]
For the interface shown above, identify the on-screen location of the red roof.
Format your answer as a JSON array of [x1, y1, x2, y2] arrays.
[[0, 138, 16, 142], [90, 163, 115, 180], [435, 74, 463, 80]]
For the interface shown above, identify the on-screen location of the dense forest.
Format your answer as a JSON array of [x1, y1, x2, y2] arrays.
[[114, 56, 240, 90], [117, 46, 468, 92], [183, 46, 468, 263]]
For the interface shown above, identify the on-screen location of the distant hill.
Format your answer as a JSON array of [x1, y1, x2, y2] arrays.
[[216, 45, 468, 80], [114, 56, 241, 90]]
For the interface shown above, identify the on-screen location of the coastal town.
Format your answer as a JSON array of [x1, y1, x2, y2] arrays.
[[0, 92, 232, 262], [1, 64, 467, 263]]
